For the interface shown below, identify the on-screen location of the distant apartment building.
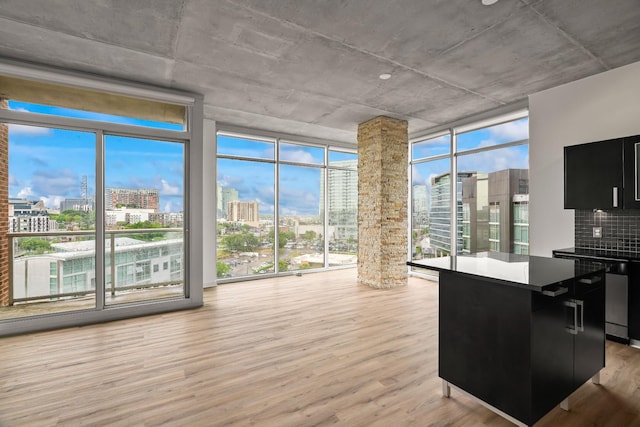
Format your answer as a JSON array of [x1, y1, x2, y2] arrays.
[[217, 183, 238, 219], [412, 184, 429, 231], [105, 207, 155, 227], [428, 172, 474, 256], [460, 169, 529, 254], [227, 200, 259, 227], [12, 237, 183, 301], [105, 188, 159, 211], [8, 198, 56, 233], [322, 160, 358, 241], [60, 197, 95, 212], [149, 212, 183, 227]]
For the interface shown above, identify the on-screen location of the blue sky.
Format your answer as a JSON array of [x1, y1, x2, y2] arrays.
[[8, 101, 184, 213], [7, 99, 527, 217]]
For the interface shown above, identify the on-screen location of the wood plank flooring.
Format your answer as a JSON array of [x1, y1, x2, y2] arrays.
[[0, 269, 639, 426]]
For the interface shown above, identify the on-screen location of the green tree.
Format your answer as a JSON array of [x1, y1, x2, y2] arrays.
[[302, 230, 316, 241], [216, 261, 231, 277], [19, 238, 51, 254], [267, 229, 296, 248], [222, 233, 260, 252], [125, 221, 165, 241]]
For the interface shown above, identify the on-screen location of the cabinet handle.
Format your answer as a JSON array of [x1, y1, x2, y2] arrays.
[[613, 187, 618, 207], [578, 276, 601, 285], [564, 300, 578, 335], [576, 299, 584, 332], [542, 286, 568, 297]]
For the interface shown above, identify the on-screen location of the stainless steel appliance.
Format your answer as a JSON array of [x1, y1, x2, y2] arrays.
[[553, 250, 629, 342]]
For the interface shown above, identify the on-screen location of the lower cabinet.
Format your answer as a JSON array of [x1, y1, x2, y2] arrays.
[[440, 270, 605, 426], [629, 262, 640, 342]]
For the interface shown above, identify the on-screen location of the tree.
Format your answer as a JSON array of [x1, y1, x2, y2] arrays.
[[267, 229, 296, 248], [125, 221, 165, 241], [222, 233, 260, 252], [302, 230, 316, 241], [216, 261, 231, 277], [19, 238, 51, 254]]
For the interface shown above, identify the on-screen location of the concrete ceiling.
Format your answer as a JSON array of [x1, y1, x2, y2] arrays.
[[0, 0, 639, 144]]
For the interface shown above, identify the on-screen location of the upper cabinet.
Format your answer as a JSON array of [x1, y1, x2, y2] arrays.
[[623, 134, 640, 209], [564, 134, 640, 209], [564, 138, 624, 209]]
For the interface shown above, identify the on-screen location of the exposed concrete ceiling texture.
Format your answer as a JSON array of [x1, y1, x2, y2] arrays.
[[0, 0, 639, 144]]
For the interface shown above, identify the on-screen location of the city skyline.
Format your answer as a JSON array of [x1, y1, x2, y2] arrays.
[[7, 100, 185, 213]]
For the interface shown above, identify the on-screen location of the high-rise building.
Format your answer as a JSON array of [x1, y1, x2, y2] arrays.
[[322, 160, 357, 241], [105, 188, 159, 212], [412, 184, 429, 231], [429, 172, 474, 255], [227, 200, 259, 226], [217, 183, 239, 219]]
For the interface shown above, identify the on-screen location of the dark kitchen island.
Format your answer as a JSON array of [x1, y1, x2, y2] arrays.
[[408, 252, 606, 427]]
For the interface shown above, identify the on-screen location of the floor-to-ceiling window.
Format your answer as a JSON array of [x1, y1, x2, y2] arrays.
[[0, 65, 200, 334], [410, 109, 529, 267], [215, 129, 357, 282]]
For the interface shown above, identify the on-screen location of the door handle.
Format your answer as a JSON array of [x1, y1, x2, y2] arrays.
[[613, 187, 618, 207], [564, 300, 578, 335], [576, 299, 584, 332]]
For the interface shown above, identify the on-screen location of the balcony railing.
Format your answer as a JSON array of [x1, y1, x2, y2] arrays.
[[7, 228, 184, 306]]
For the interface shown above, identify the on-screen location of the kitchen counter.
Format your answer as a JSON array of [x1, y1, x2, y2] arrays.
[[553, 246, 640, 261], [410, 252, 606, 427], [408, 251, 605, 292]]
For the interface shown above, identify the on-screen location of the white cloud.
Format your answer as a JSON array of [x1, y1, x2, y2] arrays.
[[163, 202, 173, 213], [8, 124, 52, 136], [17, 187, 34, 199], [40, 195, 64, 209], [490, 120, 529, 141], [160, 179, 180, 196], [280, 149, 316, 163]]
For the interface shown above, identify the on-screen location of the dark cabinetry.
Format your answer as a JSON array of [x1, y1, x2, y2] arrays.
[[623, 134, 640, 209], [629, 261, 640, 341], [564, 138, 623, 209], [439, 270, 605, 426], [564, 134, 640, 209]]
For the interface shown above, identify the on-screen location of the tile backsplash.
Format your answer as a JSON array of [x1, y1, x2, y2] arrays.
[[575, 209, 640, 253]]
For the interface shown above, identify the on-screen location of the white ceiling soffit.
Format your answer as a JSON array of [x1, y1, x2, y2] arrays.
[[0, 0, 638, 144]]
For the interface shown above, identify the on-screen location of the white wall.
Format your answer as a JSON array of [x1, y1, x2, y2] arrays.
[[203, 119, 217, 287], [529, 61, 640, 256]]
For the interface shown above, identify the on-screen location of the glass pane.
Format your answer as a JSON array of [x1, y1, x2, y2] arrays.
[[279, 142, 324, 165], [279, 164, 324, 271], [412, 134, 450, 160], [217, 134, 274, 160], [216, 158, 275, 279], [328, 168, 357, 266], [457, 117, 529, 152], [411, 158, 456, 261], [457, 144, 529, 254], [329, 150, 357, 167], [104, 135, 185, 305], [1, 123, 96, 319]]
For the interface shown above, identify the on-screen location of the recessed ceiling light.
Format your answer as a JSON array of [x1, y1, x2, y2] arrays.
[[482, 0, 498, 5], [379, 73, 392, 80]]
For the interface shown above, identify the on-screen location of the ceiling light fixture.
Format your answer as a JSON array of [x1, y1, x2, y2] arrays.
[[482, 0, 499, 5], [379, 73, 392, 80]]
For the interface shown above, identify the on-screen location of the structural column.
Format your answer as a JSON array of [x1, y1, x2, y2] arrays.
[[0, 98, 9, 306], [357, 116, 408, 289]]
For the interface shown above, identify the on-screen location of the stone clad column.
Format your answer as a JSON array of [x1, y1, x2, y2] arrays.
[[0, 98, 8, 306], [357, 116, 408, 289]]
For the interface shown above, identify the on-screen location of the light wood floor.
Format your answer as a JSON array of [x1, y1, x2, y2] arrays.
[[1, 269, 639, 427]]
